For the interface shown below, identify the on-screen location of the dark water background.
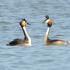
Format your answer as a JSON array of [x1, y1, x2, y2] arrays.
[[0, 0, 70, 70]]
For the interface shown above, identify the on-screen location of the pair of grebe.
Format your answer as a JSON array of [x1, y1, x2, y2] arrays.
[[7, 16, 67, 46]]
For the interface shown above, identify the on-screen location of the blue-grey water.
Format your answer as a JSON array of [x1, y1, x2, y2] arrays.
[[0, 0, 70, 70]]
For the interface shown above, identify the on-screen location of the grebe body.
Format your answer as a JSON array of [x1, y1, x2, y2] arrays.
[[43, 15, 66, 45], [46, 38, 65, 45], [7, 19, 31, 46]]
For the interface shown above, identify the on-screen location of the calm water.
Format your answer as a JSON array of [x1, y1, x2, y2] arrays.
[[0, 0, 70, 70]]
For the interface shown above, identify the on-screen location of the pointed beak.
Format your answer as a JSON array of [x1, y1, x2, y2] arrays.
[[42, 19, 47, 23], [27, 23, 31, 25]]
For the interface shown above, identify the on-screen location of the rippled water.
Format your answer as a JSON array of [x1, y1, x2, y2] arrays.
[[0, 0, 70, 70]]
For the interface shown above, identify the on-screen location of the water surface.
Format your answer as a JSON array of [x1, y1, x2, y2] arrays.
[[0, 0, 70, 70]]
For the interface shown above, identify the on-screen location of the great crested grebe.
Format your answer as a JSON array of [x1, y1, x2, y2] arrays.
[[7, 19, 31, 46], [43, 15, 67, 45]]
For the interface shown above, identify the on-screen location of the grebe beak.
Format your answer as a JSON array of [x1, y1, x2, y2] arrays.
[[42, 19, 47, 23], [27, 23, 31, 25], [42, 15, 49, 23]]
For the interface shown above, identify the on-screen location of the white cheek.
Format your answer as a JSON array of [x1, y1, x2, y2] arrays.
[[46, 19, 49, 23]]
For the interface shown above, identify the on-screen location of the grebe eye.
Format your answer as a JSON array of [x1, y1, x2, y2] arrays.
[[45, 15, 49, 19]]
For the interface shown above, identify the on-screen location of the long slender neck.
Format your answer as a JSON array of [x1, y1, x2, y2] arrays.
[[44, 27, 50, 44], [22, 27, 30, 40], [21, 26, 31, 46]]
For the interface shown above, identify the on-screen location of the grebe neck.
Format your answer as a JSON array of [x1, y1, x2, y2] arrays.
[[44, 27, 50, 44], [22, 27, 31, 40], [22, 27, 31, 46]]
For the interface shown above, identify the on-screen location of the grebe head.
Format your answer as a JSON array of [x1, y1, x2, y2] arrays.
[[20, 19, 30, 28], [43, 15, 52, 27], [45, 15, 49, 19]]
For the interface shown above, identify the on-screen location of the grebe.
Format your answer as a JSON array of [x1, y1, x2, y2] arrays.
[[7, 19, 31, 46], [43, 15, 66, 45]]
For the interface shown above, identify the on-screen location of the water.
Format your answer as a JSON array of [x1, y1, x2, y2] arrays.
[[0, 0, 70, 70]]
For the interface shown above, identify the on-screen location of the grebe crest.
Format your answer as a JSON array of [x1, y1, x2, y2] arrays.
[[7, 18, 31, 46], [45, 15, 49, 19]]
